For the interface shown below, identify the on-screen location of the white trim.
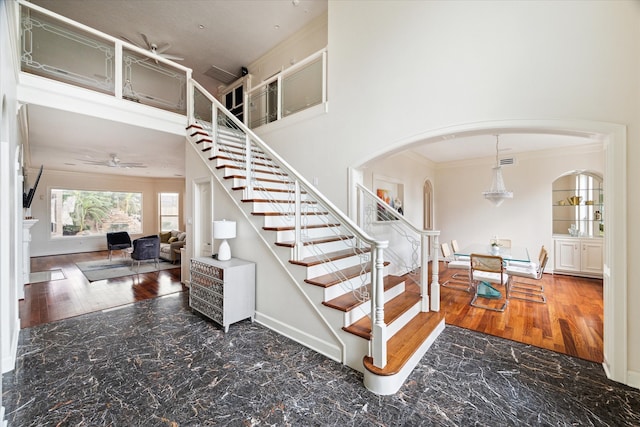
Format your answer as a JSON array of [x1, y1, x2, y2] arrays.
[[627, 369, 640, 390], [1, 317, 19, 374], [254, 311, 342, 363]]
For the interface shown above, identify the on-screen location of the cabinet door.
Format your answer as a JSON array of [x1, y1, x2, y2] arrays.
[[581, 241, 603, 274], [555, 239, 581, 272]]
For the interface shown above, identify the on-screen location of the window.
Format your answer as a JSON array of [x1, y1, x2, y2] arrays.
[[50, 189, 142, 237], [159, 192, 179, 232]]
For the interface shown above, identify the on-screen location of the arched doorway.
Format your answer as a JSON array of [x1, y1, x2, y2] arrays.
[[352, 118, 627, 386]]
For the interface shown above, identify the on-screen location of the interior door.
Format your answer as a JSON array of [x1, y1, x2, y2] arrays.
[[195, 179, 212, 257]]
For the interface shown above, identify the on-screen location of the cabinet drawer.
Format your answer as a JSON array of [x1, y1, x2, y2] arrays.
[[190, 295, 223, 323], [190, 260, 224, 280], [191, 283, 224, 305], [190, 271, 224, 294]]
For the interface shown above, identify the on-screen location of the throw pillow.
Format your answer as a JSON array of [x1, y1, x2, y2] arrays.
[[160, 231, 171, 243], [178, 232, 187, 241], [168, 236, 178, 243]]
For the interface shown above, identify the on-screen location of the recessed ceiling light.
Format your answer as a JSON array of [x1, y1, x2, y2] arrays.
[[198, 24, 205, 29], [274, 25, 280, 30]]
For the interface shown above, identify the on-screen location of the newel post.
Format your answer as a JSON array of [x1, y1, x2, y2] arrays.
[[430, 233, 440, 312], [371, 240, 389, 368], [420, 232, 430, 312]]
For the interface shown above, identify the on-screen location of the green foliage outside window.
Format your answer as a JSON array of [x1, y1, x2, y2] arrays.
[[51, 189, 143, 237]]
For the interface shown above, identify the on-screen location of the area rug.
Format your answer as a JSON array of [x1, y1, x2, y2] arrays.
[[75, 259, 179, 282]]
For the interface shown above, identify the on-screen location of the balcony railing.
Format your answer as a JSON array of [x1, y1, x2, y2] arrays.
[[19, 1, 191, 115], [247, 49, 327, 129]]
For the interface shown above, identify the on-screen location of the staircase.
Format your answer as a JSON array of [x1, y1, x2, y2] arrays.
[[186, 116, 444, 395]]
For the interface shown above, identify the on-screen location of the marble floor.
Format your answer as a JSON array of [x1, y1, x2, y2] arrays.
[[3, 292, 639, 426]]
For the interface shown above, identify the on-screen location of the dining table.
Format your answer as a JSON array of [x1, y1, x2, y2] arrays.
[[454, 243, 531, 263]]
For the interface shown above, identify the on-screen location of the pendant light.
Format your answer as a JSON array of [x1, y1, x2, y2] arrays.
[[482, 135, 513, 207]]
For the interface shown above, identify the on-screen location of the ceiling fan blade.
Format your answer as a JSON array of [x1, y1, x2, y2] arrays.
[[160, 53, 184, 61], [155, 42, 171, 54], [140, 33, 152, 50]]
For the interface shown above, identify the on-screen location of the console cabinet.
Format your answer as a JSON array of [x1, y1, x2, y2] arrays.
[[553, 237, 603, 278], [189, 257, 256, 332]]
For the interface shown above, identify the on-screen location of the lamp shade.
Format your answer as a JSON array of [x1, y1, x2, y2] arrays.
[[213, 220, 236, 239], [213, 220, 236, 261]]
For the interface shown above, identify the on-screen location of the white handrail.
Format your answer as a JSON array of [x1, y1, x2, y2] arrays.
[[190, 79, 394, 368]]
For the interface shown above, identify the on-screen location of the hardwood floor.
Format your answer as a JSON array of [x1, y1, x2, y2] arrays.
[[23, 253, 602, 364], [23, 251, 186, 328], [436, 261, 603, 363]]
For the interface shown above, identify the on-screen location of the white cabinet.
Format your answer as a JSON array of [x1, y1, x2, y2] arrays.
[[189, 257, 256, 332], [553, 237, 603, 278]]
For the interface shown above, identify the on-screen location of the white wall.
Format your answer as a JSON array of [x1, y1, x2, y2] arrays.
[[434, 144, 603, 266], [28, 169, 185, 256], [184, 142, 342, 364], [247, 11, 327, 85], [256, 1, 639, 386]]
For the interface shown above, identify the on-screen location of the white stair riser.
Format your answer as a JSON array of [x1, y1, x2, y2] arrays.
[[250, 202, 318, 214], [323, 273, 373, 301], [221, 166, 288, 182], [344, 282, 406, 327], [253, 189, 312, 202], [276, 226, 342, 244], [230, 178, 295, 191], [387, 301, 421, 339], [297, 239, 355, 259], [262, 214, 330, 228], [305, 254, 371, 280]]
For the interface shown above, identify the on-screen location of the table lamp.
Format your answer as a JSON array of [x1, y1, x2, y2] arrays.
[[213, 219, 236, 261]]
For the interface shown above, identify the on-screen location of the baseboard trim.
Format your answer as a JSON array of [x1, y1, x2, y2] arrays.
[[1, 317, 19, 374], [254, 311, 342, 363], [627, 369, 640, 390]]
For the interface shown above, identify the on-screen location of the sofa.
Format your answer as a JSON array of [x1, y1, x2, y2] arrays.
[[158, 230, 186, 263]]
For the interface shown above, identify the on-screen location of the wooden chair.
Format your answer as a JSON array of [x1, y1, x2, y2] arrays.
[[441, 242, 471, 292], [506, 246, 548, 303], [470, 253, 510, 312]]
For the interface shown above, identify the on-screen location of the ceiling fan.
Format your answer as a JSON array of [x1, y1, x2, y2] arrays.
[[82, 154, 147, 169], [120, 33, 184, 61]]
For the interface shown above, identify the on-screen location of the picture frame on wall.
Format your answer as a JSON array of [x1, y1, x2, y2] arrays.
[[373, 175, 404, 221]]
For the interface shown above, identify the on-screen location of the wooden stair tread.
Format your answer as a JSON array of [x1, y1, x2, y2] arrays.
[[219, 164, 286, 177], [305, 261, 385, 288], [342, 292, 422, 339], [241, 198, 316, 204], [232, 186, 307, 194], [225, 174, 293, 185], [277, 235, 354, 248], [265, 223, 340, 232], [252, 211, 329, 217], [363, 311, 445, 376], [323, 275, 406, 312], [210, 155, 276, 168], [289, 247, 365, 266]]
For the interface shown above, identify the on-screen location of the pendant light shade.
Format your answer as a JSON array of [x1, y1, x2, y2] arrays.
[[483, 135, 513, 207]]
